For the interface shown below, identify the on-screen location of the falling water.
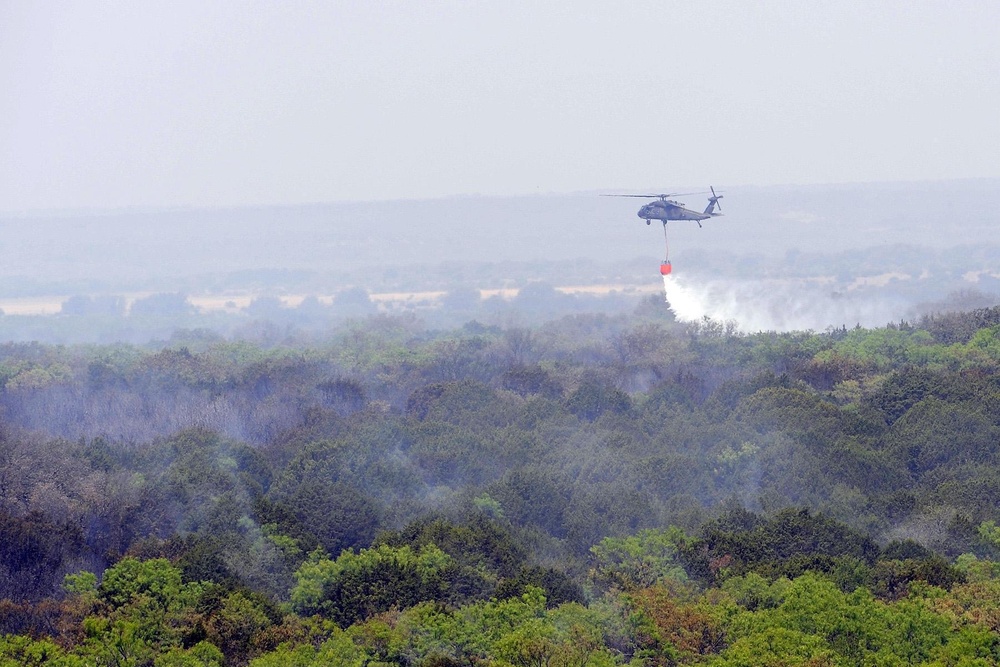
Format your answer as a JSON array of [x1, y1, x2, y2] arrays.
[[662, 273, 904, 332]]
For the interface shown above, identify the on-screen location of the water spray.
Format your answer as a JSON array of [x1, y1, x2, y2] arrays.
[[662, 273, 903, 332]]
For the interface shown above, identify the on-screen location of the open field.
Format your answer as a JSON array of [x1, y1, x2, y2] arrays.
[[0, 283, 662, 317]]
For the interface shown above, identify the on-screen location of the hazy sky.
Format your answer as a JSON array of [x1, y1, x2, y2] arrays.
[[2, 1, 998, 211]]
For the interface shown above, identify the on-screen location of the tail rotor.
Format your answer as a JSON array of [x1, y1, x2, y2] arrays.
[[709, 186, 723, 211]]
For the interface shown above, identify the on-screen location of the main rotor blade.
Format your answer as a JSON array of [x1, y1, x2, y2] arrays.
[[600, 194, 664, 198], [602, 191, 709, 198]]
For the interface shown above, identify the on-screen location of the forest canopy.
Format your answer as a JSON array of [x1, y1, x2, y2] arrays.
[[4, 302, 1000, 664]]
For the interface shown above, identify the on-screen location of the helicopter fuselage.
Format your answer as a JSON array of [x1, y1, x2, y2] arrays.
[[638, 201, 713, 223]]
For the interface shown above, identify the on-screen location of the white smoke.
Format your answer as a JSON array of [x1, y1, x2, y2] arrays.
[[662, 273, 903, 332]]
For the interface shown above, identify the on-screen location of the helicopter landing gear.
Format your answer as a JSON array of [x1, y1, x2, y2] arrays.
[[645, 219, 651, 225]]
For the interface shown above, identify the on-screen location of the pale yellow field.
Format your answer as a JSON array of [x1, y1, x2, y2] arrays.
[[0, 296, 66, 315], [0, 283, 659, 316], [555, 284, 661, 296]]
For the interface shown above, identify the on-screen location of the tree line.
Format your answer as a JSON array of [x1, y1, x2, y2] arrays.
[[4, 302, 1000, 663]]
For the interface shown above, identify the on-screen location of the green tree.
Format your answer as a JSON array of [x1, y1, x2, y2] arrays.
[[590, 527, 692, 592], [73, 557, 211, 666], [291, 544, 454, 625]]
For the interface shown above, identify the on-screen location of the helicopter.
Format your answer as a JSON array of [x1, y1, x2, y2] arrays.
[[605, 186, 723, 227], [605, 186, 725, 276]]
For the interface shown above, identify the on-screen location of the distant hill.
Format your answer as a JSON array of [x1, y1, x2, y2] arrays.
[[1, 179, 998, 295]]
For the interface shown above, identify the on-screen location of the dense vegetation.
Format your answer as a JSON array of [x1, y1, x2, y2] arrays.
[[6, 300, 1000, 664]]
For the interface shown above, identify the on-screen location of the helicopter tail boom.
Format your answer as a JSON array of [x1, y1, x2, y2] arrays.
[[703, 186, 724, 216]]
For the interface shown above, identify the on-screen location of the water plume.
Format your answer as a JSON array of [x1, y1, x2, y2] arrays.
[[663, 273, 903, 332]]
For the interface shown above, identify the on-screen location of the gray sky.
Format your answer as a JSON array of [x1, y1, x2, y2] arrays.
[[2, 0, 998, 212]]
